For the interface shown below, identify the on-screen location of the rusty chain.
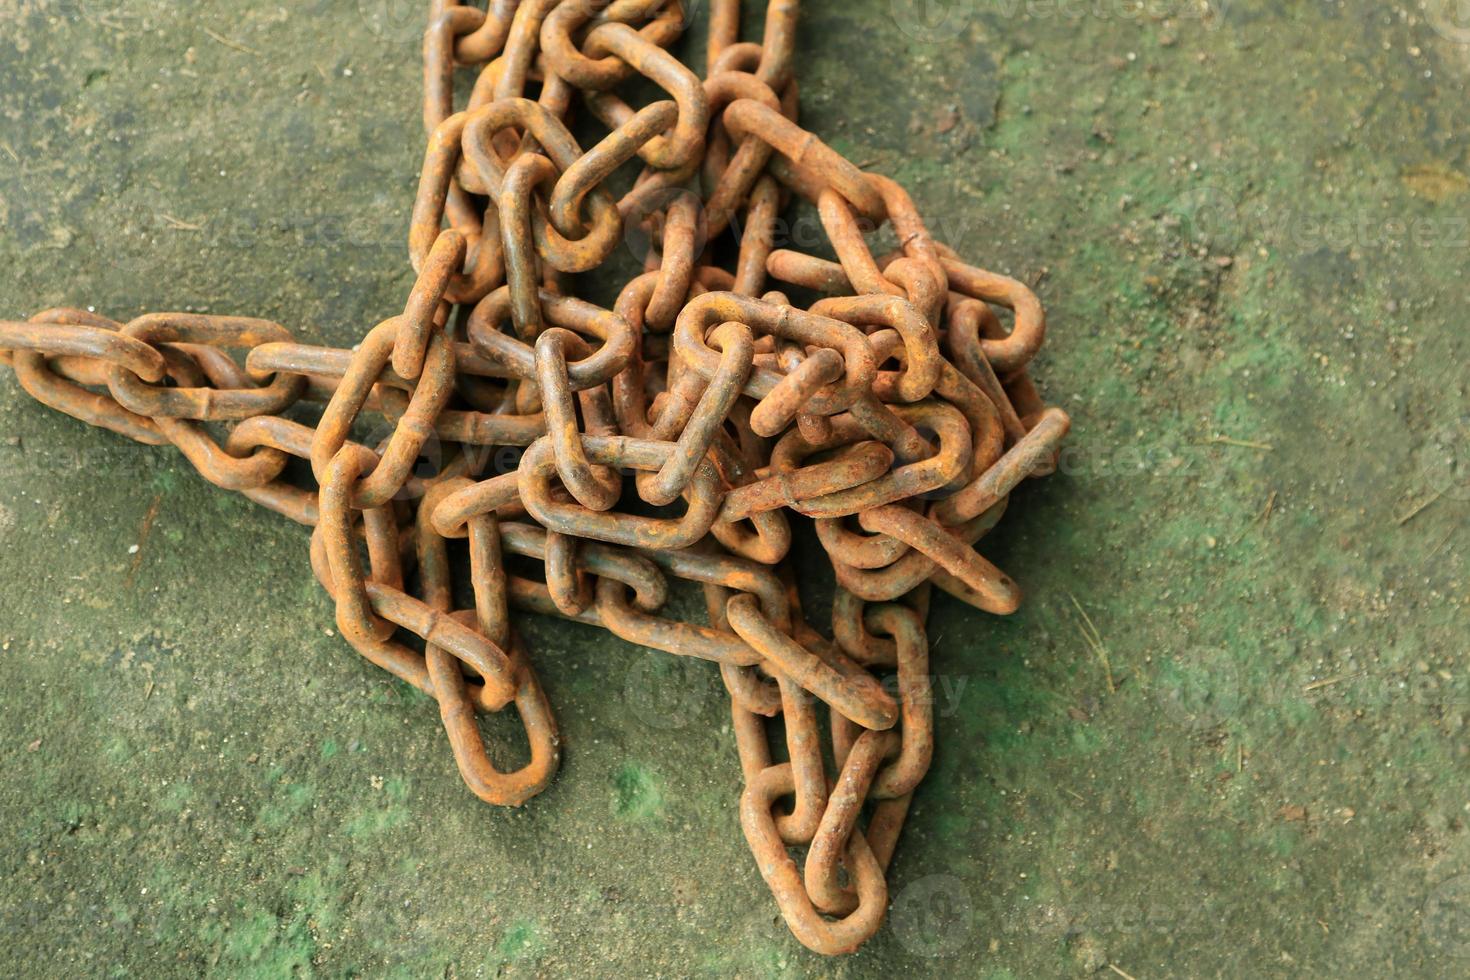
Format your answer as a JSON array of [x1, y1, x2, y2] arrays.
[[0, 0, 1071, 955]]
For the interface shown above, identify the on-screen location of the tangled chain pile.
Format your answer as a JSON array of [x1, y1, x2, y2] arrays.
[[0, 0, 1070, 954]]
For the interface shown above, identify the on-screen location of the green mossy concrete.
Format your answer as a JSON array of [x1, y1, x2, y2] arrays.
[[1, 1, 1467, 976]]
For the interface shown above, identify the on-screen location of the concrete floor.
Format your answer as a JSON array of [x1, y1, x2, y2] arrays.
[[1, 1, 1468, 976]]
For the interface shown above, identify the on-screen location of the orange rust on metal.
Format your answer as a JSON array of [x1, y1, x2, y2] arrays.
[[0, 0, 1070, 956]]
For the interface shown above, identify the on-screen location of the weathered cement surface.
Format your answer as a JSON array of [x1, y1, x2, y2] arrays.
[[1, 1, 1467, 976]]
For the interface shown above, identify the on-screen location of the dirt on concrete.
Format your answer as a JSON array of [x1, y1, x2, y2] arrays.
[[1, 1, 1467, 977]]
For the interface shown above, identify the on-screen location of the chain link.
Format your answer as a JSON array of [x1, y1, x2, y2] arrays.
[[0, 0, 1071, 955]]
